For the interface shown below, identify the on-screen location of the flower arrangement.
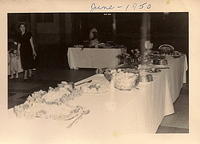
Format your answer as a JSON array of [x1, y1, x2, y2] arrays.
[[116, 48, 141, 67]]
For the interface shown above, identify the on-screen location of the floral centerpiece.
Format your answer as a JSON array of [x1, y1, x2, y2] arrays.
[[116, 48, 141, 68]]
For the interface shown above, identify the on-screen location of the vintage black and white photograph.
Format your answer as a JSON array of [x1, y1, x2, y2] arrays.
[[7, 12, 189, 135]]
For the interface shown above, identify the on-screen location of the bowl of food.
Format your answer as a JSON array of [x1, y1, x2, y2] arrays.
[[113, 71, 139, 90]]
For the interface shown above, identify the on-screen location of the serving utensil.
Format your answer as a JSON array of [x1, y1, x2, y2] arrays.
[[75, 80, 92, 87], [156, 67, 170, 69]]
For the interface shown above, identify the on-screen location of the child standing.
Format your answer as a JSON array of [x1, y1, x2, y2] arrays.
[[9, 41, 19, 79]]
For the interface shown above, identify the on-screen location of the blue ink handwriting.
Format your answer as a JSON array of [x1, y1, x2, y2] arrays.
[[90, 3, 115, 12], [90, 2, 151, 12]]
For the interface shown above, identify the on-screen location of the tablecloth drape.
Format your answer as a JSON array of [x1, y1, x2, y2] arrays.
[[67, 48, 122, 69], [165, 55, 188, 102]]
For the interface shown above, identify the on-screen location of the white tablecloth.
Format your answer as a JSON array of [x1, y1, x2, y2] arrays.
[[67, 48, 122, 69], [68, 73, 173, 134], [6, 55, 188, 137], [165, 55, 188, 102], [68, 55, 187, 134]]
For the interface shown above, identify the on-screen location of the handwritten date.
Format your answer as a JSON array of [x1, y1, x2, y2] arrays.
[[90, 3, 114, 12], [90, 2, 151, 12]]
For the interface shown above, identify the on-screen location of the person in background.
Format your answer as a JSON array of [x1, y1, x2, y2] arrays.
[[8, 41, 19, 79], [89, 27, 99, 47], [17, 23, 37, 80]]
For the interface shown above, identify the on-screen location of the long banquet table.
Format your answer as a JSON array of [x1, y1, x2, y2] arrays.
[[67, 47, 122, 69], [7, 55, 188, 138]]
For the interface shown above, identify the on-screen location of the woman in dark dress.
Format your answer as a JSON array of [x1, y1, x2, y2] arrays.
[[17, 23, 37, 79]]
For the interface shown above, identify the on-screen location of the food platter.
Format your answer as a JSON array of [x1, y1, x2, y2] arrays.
[[146, 68, 161, 73], [172, 51, 182, 58]]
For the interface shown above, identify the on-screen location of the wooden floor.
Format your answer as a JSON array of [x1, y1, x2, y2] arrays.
[[8, 68, 189, 133]]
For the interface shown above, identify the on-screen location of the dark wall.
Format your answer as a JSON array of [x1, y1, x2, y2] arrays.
[[115, 13, 188, 55], [70, 13, 188, 55], [115, 13, 143, 51], [71, 13, 113, 43], [151, 13, 188, 54]]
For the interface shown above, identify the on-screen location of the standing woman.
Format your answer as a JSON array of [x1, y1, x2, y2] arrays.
[[17, 23, 37, 79]]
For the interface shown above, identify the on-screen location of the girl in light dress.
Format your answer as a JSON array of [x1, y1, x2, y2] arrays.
[[9, 41, 19, 79]]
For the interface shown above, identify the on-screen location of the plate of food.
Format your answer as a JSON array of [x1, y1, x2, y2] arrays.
[[146, 68, 161, 73], [172, 51, 182, 58], [81, 82, 110, 94]]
